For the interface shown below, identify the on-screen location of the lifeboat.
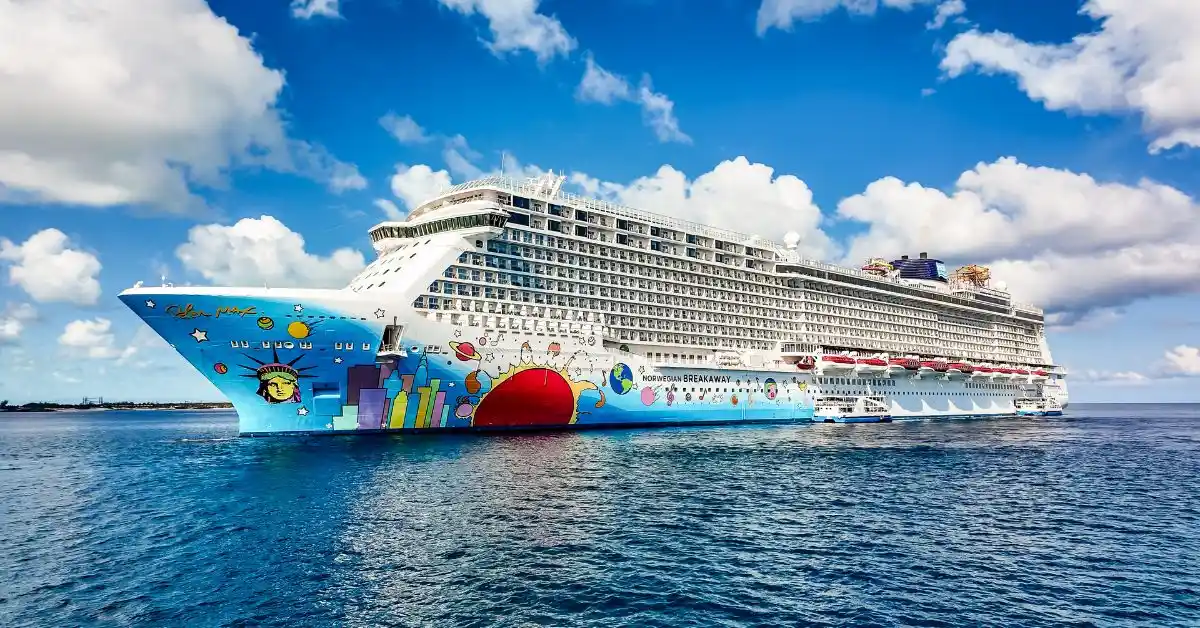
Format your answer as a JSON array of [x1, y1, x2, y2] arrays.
[[996, 367, 1015, 378], [971, 365, 993, 378], [1032, 369, 1049, 381], [918, 361, 938, 375], [888, 357, 917, 373], [820, 354, 855, 370], [933, 360, 949, 373], [1014, 368, 1030, 376], [856, 357, 888, 373], [948, 362, 972, 377], [796, 356, 816, 370]]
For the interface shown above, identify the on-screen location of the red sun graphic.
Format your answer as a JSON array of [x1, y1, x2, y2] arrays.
[[472, 367, 576, 427]]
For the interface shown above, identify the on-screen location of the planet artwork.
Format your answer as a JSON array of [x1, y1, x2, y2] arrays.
[[287, 321, 312, 339], [213, 362, 228, 374], [608, 363, 635, 395], [256, 316, 274, 330], [450, 341, 482, 361]]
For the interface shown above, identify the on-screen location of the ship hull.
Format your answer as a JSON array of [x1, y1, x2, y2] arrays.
[[119, 288, 818, 435], [119, 288, 1066, 436]]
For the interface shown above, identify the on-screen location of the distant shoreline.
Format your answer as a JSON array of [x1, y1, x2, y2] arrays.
[[0, 402, 233, 413]]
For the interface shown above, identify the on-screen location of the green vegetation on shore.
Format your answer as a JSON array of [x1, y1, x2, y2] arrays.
[[0, 400, 232, 413]]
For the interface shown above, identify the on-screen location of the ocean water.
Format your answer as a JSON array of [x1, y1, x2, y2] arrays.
[[1, 405, 1198, 627]]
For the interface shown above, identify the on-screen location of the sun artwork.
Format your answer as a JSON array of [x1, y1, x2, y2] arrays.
[[470, 357, 605, 428]]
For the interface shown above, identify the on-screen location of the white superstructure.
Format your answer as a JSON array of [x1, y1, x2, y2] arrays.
[[347, 172, 1067, 421]]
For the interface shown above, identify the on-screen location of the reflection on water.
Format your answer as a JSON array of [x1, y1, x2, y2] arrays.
[[1, 405, 1199, 627]]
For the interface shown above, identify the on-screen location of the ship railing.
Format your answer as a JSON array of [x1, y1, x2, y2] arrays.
[[788, 258, 1047, 316], [431, 177, 1047, 315], [440, 175, 784, 251]]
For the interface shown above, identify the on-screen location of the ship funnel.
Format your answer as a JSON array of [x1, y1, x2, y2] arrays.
[[919, 252, 928, 259]]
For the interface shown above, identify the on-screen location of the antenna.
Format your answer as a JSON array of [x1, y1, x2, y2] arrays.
[[500, 150, 507, 177]]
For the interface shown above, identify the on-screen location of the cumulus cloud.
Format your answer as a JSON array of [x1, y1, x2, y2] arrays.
[[836, 157, 1200, 318], [570, 156, 834, 258], [176, 216, 366, 288], [941, 0, 1200, 153], [380, 112, 432, 145], [390, 164, 454, 211], [0, 0, 362, 214], [756, 0, 940, 34], [436, 0, 575, 63], [58, 318, 137, 361], [291, 0, 340, 19], [0, 229, 102, 305], [575, 55, 690, 144], [0, 303, 36, 344], [1161, 345, 1200, 377]]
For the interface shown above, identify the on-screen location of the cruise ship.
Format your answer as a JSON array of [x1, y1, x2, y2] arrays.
[[120, 172, 1067, 435]]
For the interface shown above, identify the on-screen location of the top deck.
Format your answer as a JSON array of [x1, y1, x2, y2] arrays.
[[393, 173, 1044, 316]]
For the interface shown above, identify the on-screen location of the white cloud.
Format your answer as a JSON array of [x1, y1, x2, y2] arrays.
[[0, 229, 102, 305], [291, 0, 340, 19], [574, 56, 690, 144], [58, 318, 136, 360], [176, 215, 366, 288], [0, 303, 36, 344], [1162, 345, 1200, 377], [577, 53, 631, 104], [0, 0, 362, 214], [390, 164, 453, 211], [637, 78, 691, 144], [570, 156, 834, 258], [380, 112, 432, 144], [756, 0, 938, 35], [836, 157, 1200, 317], [498, 152, 549, 180], [442, 135, 485, 180], [374, 198, 405, 220], [1073, 369, 1150, 385], [436, 0, 575, 63], [941, 0, 1200, 153], [927, 0, 964, 29]]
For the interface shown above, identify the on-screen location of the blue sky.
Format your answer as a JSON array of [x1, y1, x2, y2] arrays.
[[1, 0, 1198, 403]]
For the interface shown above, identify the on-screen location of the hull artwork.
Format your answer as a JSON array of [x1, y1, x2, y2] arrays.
[[120, 289, 817, 435]]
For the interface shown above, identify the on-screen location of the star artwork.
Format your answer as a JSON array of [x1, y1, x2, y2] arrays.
[[453, 328, 462, 338], [145, 299, 156, 309], [297, 406, 309, 416], [334, 357, 343, 364], [374, 308, 386, 319], [293, 304, 304, 313], [190, 328, 208, 343]]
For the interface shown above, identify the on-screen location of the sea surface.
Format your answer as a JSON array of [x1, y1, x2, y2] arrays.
[[1, 404, 1198, 627]]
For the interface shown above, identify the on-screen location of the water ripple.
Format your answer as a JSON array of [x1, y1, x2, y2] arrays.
[[0, 405, 1198, 626]]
